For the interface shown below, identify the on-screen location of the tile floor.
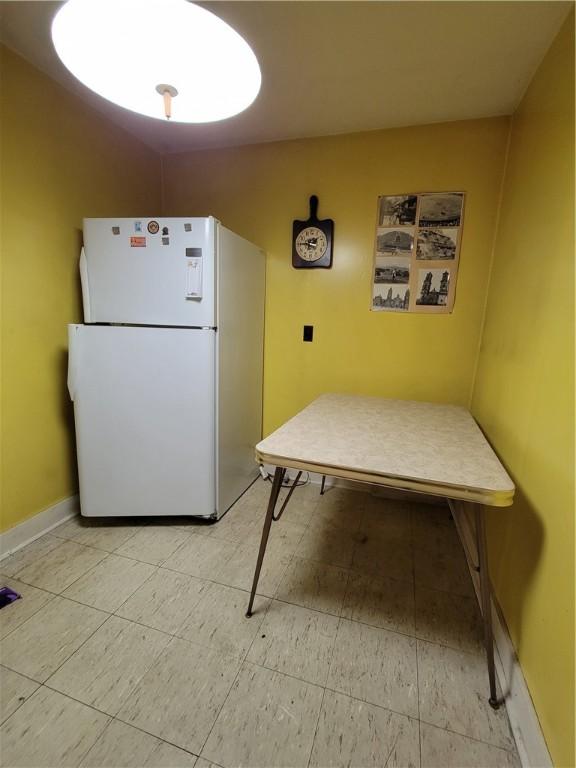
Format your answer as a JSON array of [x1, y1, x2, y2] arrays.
[[0, 480, 521, 768]]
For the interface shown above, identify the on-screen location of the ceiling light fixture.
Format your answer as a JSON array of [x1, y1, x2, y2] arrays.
[[51, 0, 262, 123]]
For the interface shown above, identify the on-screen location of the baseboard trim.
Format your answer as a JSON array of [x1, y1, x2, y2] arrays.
[[0, 495, 79, 560], [450, 501, 552, 768]]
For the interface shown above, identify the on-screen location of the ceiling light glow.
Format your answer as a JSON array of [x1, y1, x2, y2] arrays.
[[51, 0, 262, 123]]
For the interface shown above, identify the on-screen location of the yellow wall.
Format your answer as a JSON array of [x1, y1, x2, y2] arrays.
[[0, 47, 162, 532], [163, 117, 509, 435], [471, 14, 575, 767]]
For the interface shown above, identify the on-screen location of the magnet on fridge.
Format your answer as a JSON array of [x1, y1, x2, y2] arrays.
[[147, 220, 159, 234], [130, 236, 146, 247], [162, 226, 169, 236], [112, 226, 120, 235], [184, 223, 192, 232], [162, 237, 170, 245], [134, 221, 142, 232]]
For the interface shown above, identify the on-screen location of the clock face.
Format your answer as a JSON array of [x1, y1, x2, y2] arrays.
[[295, 227, 328, 261]]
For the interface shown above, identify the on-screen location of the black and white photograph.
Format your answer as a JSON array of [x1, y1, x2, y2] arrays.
[[376, 228, 414, 256], [378, 195, 417, 227], [372, 283, 410, 311], [418, 193, 464, 228], [416, 268, 450, 306], [416, 227, 458, 259], [374, 255, 410, 284]]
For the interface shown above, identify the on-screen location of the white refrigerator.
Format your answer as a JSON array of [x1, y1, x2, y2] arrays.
[[67, 217, 265, 519]]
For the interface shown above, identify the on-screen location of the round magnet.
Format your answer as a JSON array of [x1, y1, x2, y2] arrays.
[[147, 220, 160, 234]]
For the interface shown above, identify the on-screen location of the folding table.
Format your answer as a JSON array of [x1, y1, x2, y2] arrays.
[[245, 393, 515, 707]]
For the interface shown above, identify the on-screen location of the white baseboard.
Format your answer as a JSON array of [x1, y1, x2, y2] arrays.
[[0, 495, 79, 560], [450, 501, 552, 768]]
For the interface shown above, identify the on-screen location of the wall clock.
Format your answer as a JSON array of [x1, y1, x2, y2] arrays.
[[292, 195, 334, 269]]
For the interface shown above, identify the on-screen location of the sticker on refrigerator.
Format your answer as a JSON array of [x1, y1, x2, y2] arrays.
[[111, 226, 120, 235], [184, 223, 192, 232], [130, 236, 146, 247], [147, 220, 159, 234], [162, 237, 170, 245], [162, 226, 169, 236], [134, 221, 142, 232]]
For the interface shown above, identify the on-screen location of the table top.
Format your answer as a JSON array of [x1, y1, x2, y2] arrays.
[[256, 394, 515, 507]]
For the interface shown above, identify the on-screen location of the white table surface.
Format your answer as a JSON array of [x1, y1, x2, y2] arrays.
[[256, 394, 515, 507]]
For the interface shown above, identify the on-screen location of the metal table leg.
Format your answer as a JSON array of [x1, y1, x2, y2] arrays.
[[475, 505, 500, 709], [246, 466, 285, 617]]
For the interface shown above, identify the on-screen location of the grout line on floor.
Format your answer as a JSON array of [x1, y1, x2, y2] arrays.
[[419, 718, 522, 756], [306, 686, 326, 768], [108, 715, 200, 759]]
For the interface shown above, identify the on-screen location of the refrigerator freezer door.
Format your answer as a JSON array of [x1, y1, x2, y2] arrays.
[[82, 217, 216, 326], [69, 324, 216, 518]]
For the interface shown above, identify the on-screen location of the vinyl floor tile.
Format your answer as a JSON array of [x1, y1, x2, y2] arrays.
[[177, 581, 269, 657], [309, 689, 420, 768], [203, 513, 261, 544], [163, 534, 238, 579], [351, 530, 414, 584], [266, 520, 309, 554], [417, 639, 515, 749], [116, 567, 208, 634], [1, 596, 107, 682], [80, 719, 198, 767], [275, 484, 319, 526], [47, 615, 171, 715], [0, 535, 63, 577], [0, 686, 109, 767], [53, 517, 143, 552], [415, 586, 483, 654], [0, 666, 39, 723], [15, 540, 107, 593], [115, 527, 193, 566], [360, 497, 413, 540], [342, 570, 416, 635], [215, 540, 293, 598], [275, 556, 349, 615], [327, 618, 418, 718], [411, 507, 459, 555], [420, 722, 521, 767], [0, 577, 54, 639], [313, 488, 366, 530], [62, 554, 156, 612], [118, 637, 241, 753], [414, 545, 474, 597], [202, 663, 323, 768], [247, 600, 339, 686], [294, 520, 356, 568]]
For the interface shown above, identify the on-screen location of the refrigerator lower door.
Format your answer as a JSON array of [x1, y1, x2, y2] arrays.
[[69, 324, 216, 518]]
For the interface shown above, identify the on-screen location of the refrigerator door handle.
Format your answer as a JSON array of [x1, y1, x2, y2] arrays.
[[79, 247, 92, 323], [67, 325, 79, 401]]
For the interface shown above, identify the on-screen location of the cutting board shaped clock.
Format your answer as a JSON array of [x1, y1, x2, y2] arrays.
[[292, 196, 334, 269]]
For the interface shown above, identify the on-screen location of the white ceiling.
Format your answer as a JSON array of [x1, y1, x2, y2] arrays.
[[0, 1, 571, 154]]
